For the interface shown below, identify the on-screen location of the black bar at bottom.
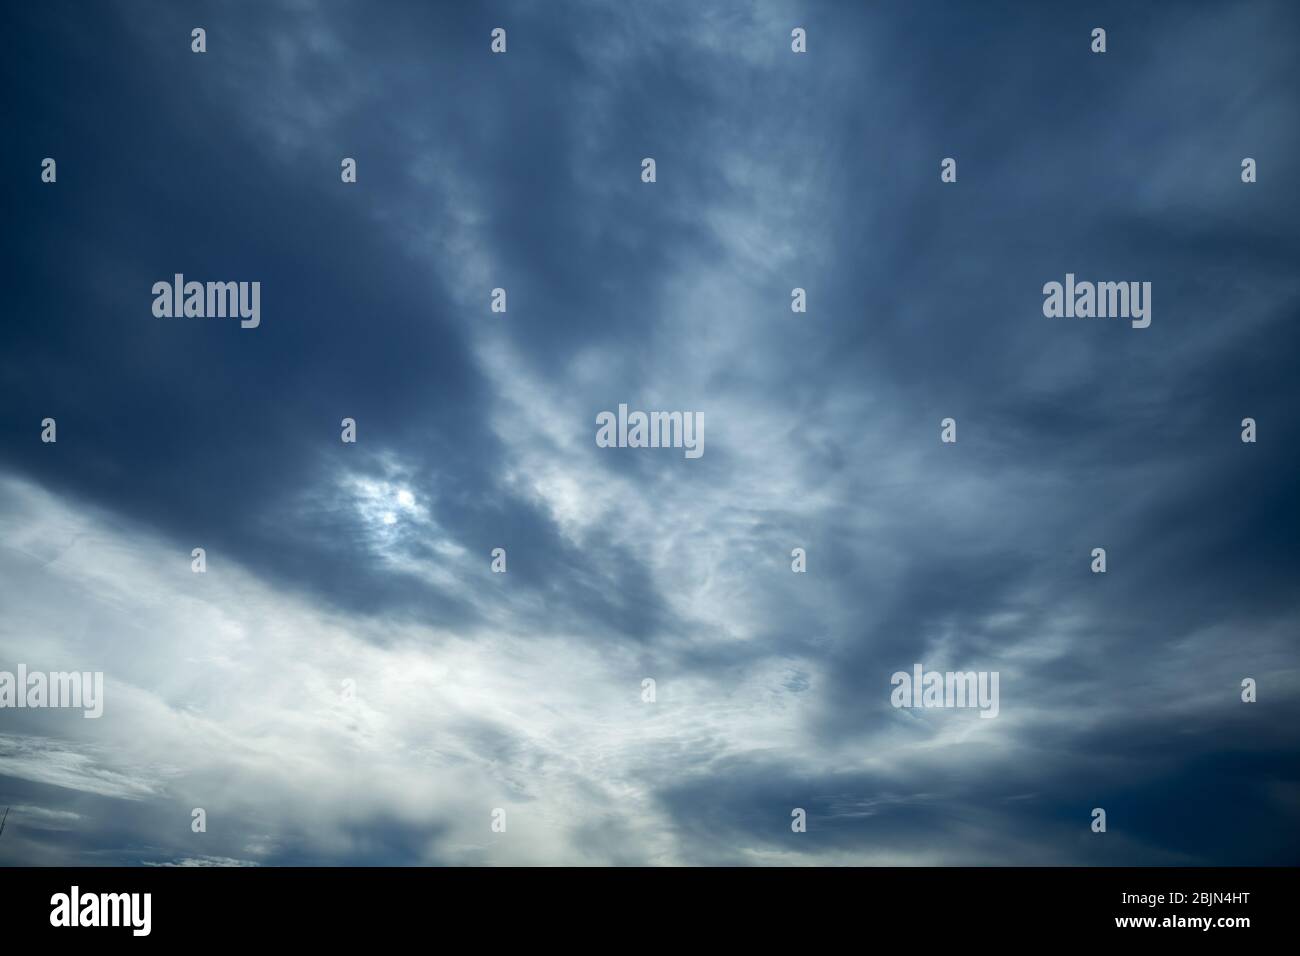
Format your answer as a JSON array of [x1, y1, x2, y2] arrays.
[[0, 866, 1288, 941]]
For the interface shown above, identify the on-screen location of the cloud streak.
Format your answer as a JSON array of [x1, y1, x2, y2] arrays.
[[1, 0, 1298, 865]]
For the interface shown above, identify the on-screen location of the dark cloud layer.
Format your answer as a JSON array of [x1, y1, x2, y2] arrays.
[[1, 0, 1297, 865]]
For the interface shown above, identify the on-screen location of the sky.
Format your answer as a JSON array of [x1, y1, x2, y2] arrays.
[[1, 0, 1298, 866]]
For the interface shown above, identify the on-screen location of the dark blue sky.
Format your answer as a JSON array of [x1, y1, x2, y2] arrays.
[[1, 0, 1297, 865]]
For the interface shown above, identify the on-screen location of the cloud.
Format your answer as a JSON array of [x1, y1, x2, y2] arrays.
[[2, 0, 1298, 865]]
